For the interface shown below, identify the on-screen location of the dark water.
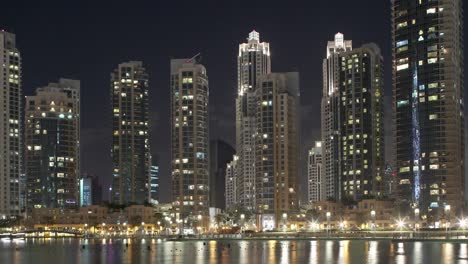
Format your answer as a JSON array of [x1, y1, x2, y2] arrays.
[[1, 238, 468, 263]]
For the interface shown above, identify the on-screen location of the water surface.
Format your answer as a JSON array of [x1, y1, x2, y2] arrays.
[[1, 238, 467, 263]]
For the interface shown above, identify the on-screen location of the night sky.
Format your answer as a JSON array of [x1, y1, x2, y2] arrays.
[[3, 1, 468, 203]]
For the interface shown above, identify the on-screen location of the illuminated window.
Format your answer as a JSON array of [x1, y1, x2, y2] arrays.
[[397, 46, 408, 53], [428, 95, 438, 101], [396, 40, 408, 48], [429, 114, 438, 120], [399, 179, 410, 185], [399, 166, 410, 173], [426, 8, 436, 14], [397, 100, 409, 107], [428, 58, 438, 64], [397, 21, 408, 29], [397, 63, 409, 71], [182, 77, 193, 84]]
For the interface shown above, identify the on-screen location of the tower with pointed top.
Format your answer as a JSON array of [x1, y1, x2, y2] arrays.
[[235, 30, 271, 212], [321, 33, 352, 202]]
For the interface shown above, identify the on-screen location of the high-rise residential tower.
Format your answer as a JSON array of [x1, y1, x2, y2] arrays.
[[321, 33, 352, 202], [236, 31, 271, 211], [111, 61, 150, 205], [25, 79, 80, 211], [308, 141, 323, 203], [392, 0, 464, 214], [255, 72, 300, 229], [171, 57, 209, 228], [338, 44, 385, 201], [0, 31, 21, 218]]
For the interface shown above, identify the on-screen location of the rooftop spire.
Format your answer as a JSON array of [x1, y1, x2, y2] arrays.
[[334, 32, 344, 48], [248, 30, 260, 42]]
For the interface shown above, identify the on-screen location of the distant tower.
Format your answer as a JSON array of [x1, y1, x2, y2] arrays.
[[209, 140, 235, 209], [225, 155, 238, 210], [236, 30, 271, 211], [308, 141, 323, 203], [80, 177, 92, 207], [0, 30, 22, 218], [25, 79, 80, 210], [255, 72, 300, 229], [392, 0, 464, 213], [171, 57, 209, 226], [111, 61, 150, 205], [149, 161, 159, 204]]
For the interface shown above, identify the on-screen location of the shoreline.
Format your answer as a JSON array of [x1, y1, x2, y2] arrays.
[[4, 236, 468, 243]]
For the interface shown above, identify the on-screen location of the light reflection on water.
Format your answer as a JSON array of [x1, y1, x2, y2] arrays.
[[1, 238, 468, 263]]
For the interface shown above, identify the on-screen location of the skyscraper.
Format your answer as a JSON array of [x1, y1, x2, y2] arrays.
[[322, 34, 385, 202], [255, 72, 300, 229], [0, 30, 21, 218], [308, 141, 323, 203], [225, 155, 238, 210], [392, 0, 464, 214], [236, 31, 271, 211], [338, 43, 385, 201], [171, 57, 209, 227], [111, 61, 150, 205], [209, 140, 235, 209], [25, 79, 80, 211], [321, 33, 352, 202]]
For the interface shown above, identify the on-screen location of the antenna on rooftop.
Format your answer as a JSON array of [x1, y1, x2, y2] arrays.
[[186, 53, 201, 63]]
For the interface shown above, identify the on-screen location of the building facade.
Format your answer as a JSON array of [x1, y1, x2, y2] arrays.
[[392, 0, 464, 214], [225, 155, 238, 210], [255, 72, 300, 229], [171, 57, 209, 227], [0, 31, 22, 218], [25, 79, 80, 211], [111, 61, 151, 205], [321, 33, 352, 202], [308, 141, 323, 203], [338, 44, 385, 201], [236, 31, 271, 211]]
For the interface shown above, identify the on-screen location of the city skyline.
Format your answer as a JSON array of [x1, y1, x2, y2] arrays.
[[1, 1, 468, 204]]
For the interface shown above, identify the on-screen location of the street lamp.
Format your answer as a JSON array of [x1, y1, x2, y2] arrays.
[[396, 219, 405, 229], [240, 214, 245, 233], [282, 213, 288, 230], [101, 223, 106, 236], [370, 210, 376, 231], [414, 208, 420, 231], [326, 212, 331, 235], [339, 221, 345, 231], [459, 218, 467, 229], [445, 205, 451, 234], [197, 215, 203, 235]]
